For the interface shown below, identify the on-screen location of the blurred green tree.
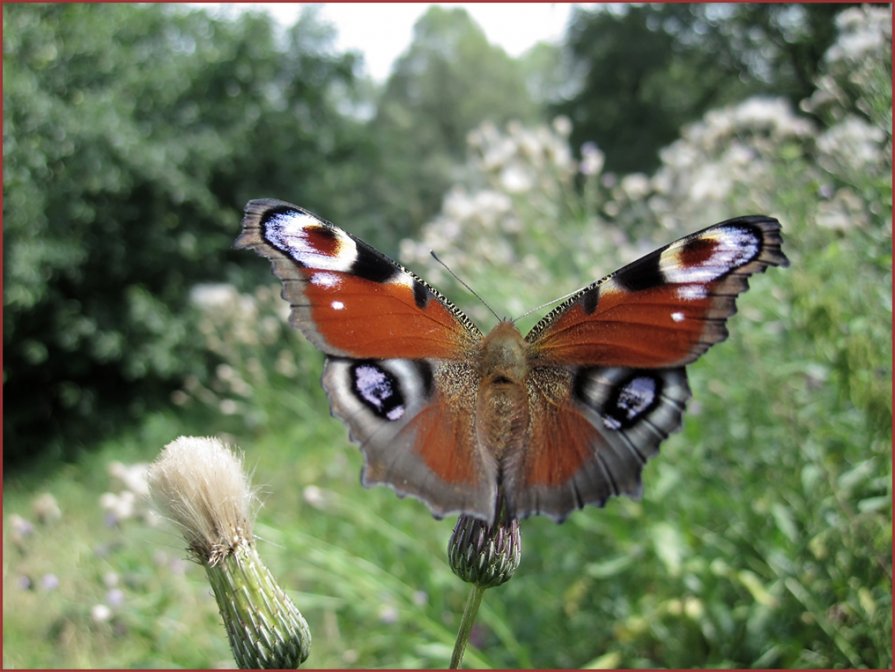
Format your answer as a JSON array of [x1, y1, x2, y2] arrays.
[[362, 6, 539, 241], [555, 4, 848, 173], [519, 41, 570, 108], [2, 4, 364, 462]]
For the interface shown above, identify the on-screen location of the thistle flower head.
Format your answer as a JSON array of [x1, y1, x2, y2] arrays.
[[149, 436, 310, 668], [149, 435, 255, 565], [448, 501, 522, 589]]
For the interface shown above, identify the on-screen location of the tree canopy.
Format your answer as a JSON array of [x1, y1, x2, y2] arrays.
[[3, 4, 364, 460], [364, 6, 539, 239], [554, 4, 847, 173]]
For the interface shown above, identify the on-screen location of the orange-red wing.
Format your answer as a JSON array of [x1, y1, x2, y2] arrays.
[[526, 217, 788, 368], [522, 400, 599, 487], [322, 358, 499, 521], [236, 199, 481, 360], [407, 395, 480, 485], [506, 367, 691, 521]]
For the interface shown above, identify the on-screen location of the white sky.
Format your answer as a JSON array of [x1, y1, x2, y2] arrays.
[[247, 3, 576, 81]]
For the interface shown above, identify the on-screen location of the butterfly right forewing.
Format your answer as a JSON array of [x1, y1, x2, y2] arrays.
[[526, 216, 789, 368]]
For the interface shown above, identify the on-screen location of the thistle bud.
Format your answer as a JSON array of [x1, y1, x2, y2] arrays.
[[448, 504, 521, 589], [149, 436, 310, 668]]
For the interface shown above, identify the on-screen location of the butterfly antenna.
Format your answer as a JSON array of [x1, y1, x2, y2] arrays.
[[430, 250, 503, 322], [511, 286, 584, 325]]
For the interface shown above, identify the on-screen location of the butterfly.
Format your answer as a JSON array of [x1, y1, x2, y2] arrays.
[[236, 199, 788, 523]]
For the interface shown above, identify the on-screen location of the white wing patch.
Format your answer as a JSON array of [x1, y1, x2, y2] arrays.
[[662, 226, 760, 284], [265, 211, 359, 272]]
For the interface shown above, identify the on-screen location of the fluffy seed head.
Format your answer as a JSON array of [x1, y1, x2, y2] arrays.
[[148, 436, 255, 565]]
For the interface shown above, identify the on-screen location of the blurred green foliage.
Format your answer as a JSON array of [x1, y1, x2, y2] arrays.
[[3, 3, 890, 669], [366, 6, 539, 239], [3, 4, 364, 460], [556, 4, 845, 173]]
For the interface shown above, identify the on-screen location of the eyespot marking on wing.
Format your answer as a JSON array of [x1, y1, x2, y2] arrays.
[[351, 362, 406, 421], [601, 374, 659, 431], [263, 209, 359, 272], [661, 225, 761, 284]]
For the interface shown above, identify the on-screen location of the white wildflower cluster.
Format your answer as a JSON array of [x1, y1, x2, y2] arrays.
[[182, 282, 316, 425], [620, 96, 817, 233], [816, 115, 888, 185], [400, 117, 637, 327], [827, 6, 891, 64], [807, 7, 891, 231], [804, 6, 892, 128], [190, 283, 288, 357], [100, 460, 159, 527], [469, 117, 576, 196], [601, 6, 889, 237]]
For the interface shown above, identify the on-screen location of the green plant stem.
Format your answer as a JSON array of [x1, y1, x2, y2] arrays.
[[450, 584, 486, 669], [206, 543, 310, 668]]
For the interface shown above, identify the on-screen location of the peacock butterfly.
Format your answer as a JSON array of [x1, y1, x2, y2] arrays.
[[236, 199, 788, 523]]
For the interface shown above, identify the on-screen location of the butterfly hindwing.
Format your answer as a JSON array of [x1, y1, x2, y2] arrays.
[[322, 356, 498, 520], [506, 366, 690, 520]]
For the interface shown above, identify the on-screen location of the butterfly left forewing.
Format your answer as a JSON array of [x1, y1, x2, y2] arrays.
[[236, 199, 481, 360], [506, 217, 788, 520]]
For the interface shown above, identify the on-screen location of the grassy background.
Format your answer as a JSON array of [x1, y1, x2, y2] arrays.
[[4, 190, 891, 667]]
